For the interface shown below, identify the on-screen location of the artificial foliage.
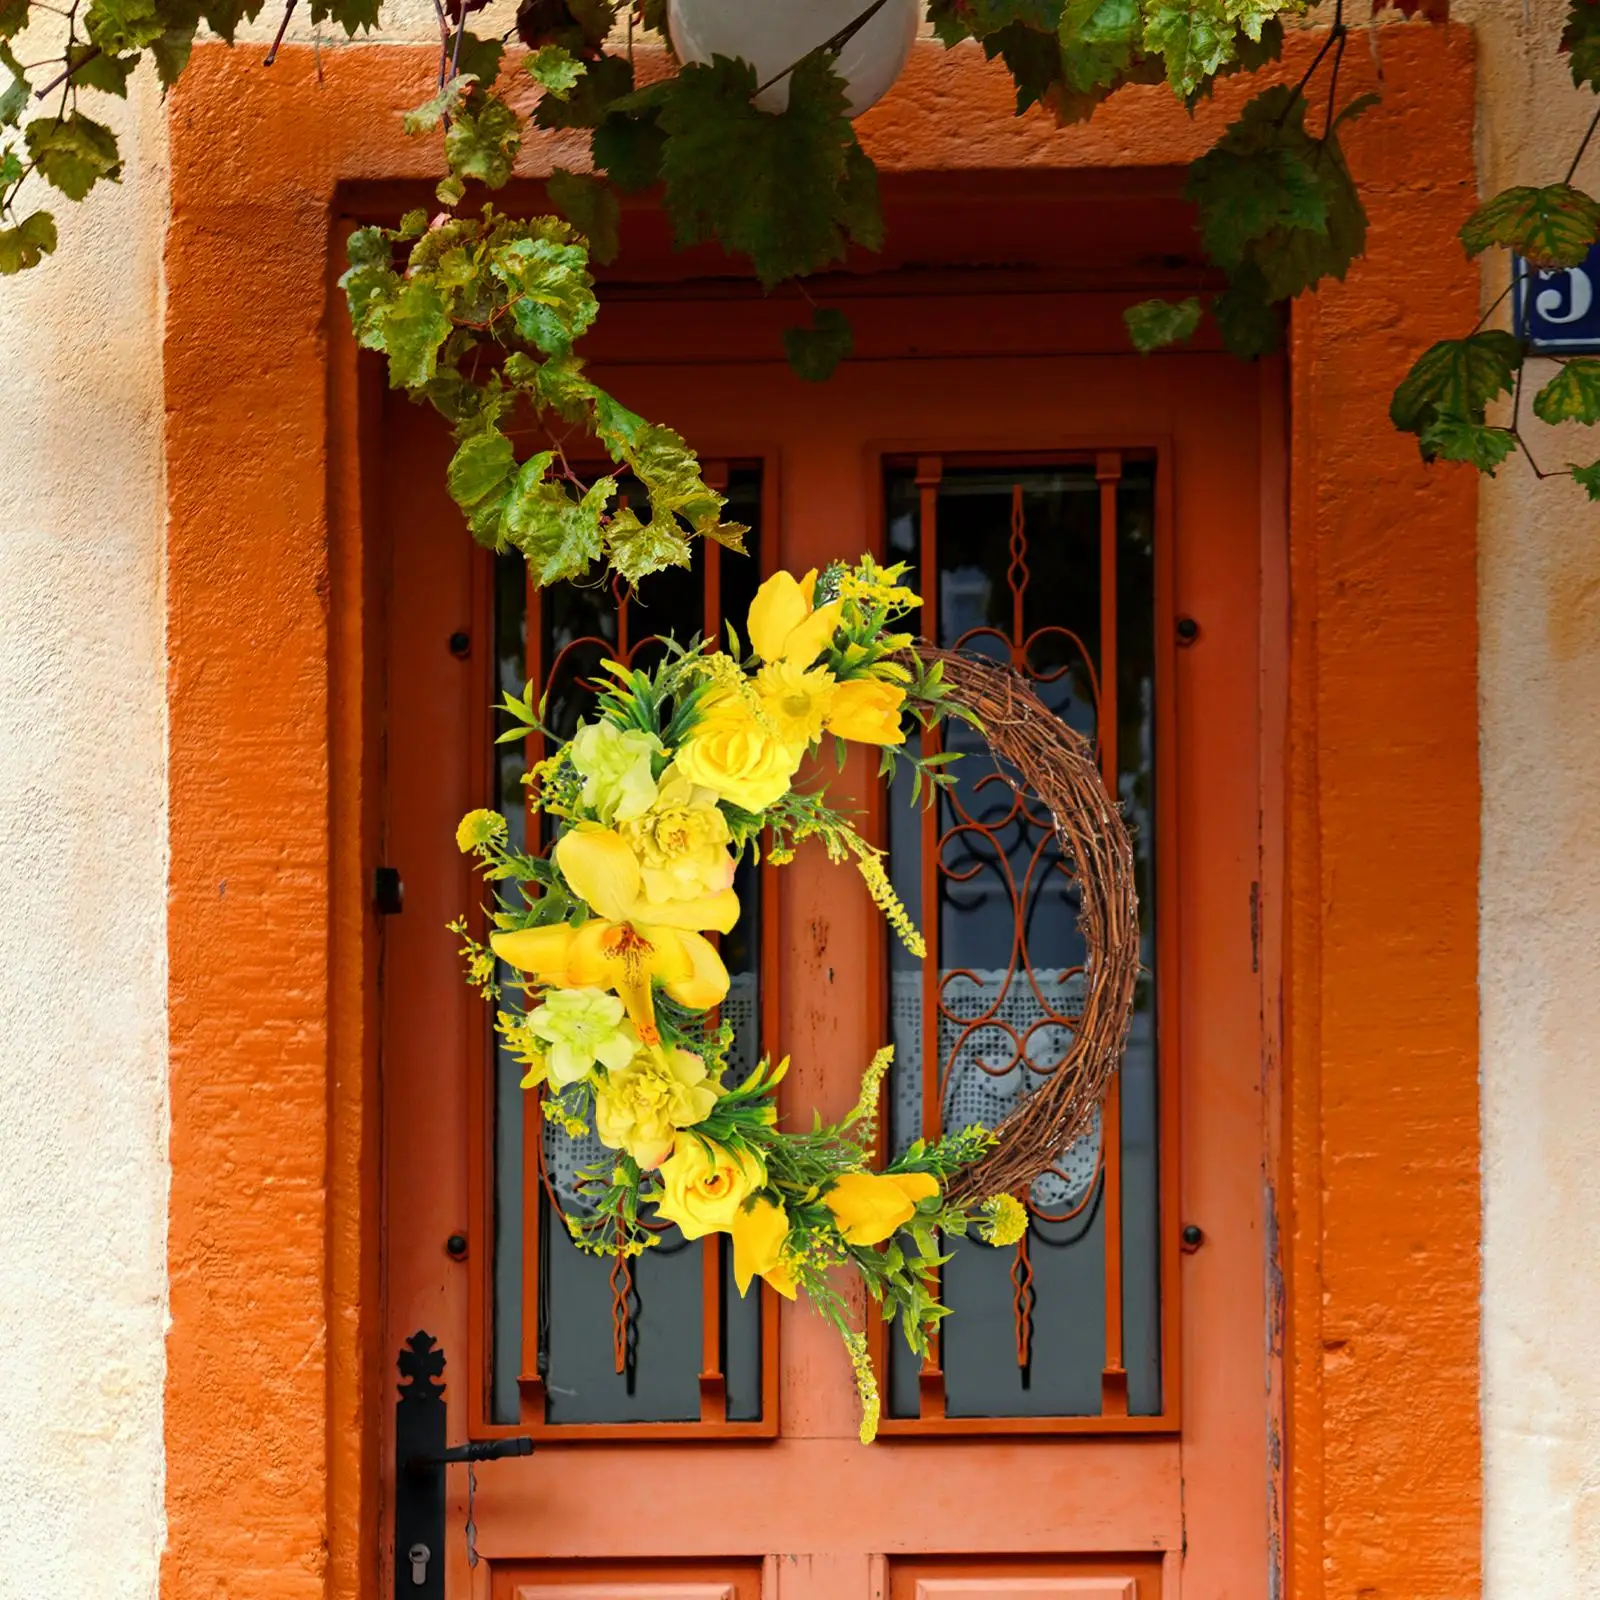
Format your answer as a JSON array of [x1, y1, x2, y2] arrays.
[[451, 558, 1020, 1442], [2, 0, 1599, 543]]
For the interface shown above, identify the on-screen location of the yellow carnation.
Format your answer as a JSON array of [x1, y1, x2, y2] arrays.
[[618, 765, 736, 907], [674, 691, 800, 813], [594, 1044, 721, 1168], [756, 659, 837, 749], [653, 1137, 765, 1239]]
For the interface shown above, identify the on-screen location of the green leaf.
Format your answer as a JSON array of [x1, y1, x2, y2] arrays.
[[0, 208, 56, 272], [533, 49, 631, 130], [546, 167, 619, 264], [376, 279, 452, 389], [25, 112, 121, 201], [454, 31, 505, 88], [1562, 1, 1600, 92], [1572, 459, 1600, 500], [1417, 417, 1517, 472], [783, 306, 854, 381], [591, 109, 664, 192], [84, 0, 165, 54], [1533, 359, 1600, 426], [1059, 0, 1139, 92], [503, 457, 611, 584], [404, 74, 474, 135], [58, 44, 137, 96], [147, 10, 200, 87], [0, 146, 20, 185], [655, 52, 875, 288], [199, 0, 267, 44], [1391, 330, 1522, 440], [489, 227, 597, 353], [0, 0, 28, 37], [307, 0, 379, 33], [527, 41, 585, 97], [1124, 295, 1200, 351], [985, 19, 1064, 114], [1461, 184, 1600, 271], [0, 41, 27, 126], [604, 502, 693, 584], [1212, 276, 1282, 358], [444, 92, 521, 190], [1143, 0, 1283, 96]]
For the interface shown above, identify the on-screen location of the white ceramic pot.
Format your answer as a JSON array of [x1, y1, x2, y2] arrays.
[[667, 0, 921, 118]]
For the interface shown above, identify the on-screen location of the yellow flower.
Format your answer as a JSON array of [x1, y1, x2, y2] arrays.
[[675, 691, 800, 813], [653, 1137, 764, 1238], [748, 568, 845, 667], [455, 808, 507, 852], [568, 720, 662, 823], [618, 765, 736, 906], [826, 678, 907, 746], [824, 1170, 940, 1246], [755, 658, 837, 749], [979, 1193, 1028, 1247], [490, 826, 736, 1047], [594, 1044, 721, 1168], [730, 1195, 797, 1300]]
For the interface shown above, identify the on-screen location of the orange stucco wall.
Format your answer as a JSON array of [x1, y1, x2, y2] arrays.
[[164, 26, 1479, 1600]]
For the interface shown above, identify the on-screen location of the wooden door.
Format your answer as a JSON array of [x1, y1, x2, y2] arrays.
[[380, 285, 1272, 1600]]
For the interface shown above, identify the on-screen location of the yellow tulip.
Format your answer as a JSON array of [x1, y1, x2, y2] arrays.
[[825, 1170, 940, 1246], [491, 826, 737, 1047], [730, 1195, 797, 1300], [748, 569, 845, 668], [826, 678, 907, 746]]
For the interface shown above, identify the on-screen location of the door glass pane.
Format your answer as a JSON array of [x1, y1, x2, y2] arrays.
[[881, 457, 1162, 1423], [489, 468, 766, 1427]]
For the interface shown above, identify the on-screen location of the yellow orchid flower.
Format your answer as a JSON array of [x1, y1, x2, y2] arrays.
[[824, 1170, 941, 1247], [490, 826, 738, 1047], [730, 1195, 798, 1300], [748, 569, 845, 668]]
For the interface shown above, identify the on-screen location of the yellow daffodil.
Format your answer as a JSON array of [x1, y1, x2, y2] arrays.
[[490, 826, 737, 1047], [617, 764, 736, 905], [654, 1137, 764, 1237], [755, 658, 838, 749], [825, 677, 907, 746], [675, 690, 801, 812], [748, 568, 845, 668], [730, 1195, 797, 1300], [593, 1043, 721, 1168], [824, 1170, 941, 1246]]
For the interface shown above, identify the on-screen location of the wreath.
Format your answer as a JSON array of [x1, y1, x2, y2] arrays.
[[453, 556, 1138, 1441]]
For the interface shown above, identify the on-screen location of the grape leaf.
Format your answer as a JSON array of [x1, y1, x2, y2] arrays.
[[308, 0, 380, 33], [547, 168, 619, 263], [1143, 0, 1284, 96], [1561, 1, 1600, 92], [1461, 184, 1600, 270], [447, 423, 519, 542], [1059, 0, 1139, 91], [373, 279, 453, 388], [0, 40, 27, 125], [984, 20, 1064, 113], [533, 51, 631, 130], [405, 74, 475, 135], [25, 112, 122, 201], [1573, 459, 1600, 500], [0, 146, 19, 184], [0, 208, 56, 272], [591, 108, 664, 192], [67, 45, 137, 96], [84, 0, 165, 55], [1417, 417, 1517, 472], [1124, 296, 1201, 351], [654, 52, 878, 289], [1212, 274, 1282, 357], [927, 0, 1061, 45], [444, 93, 521, 189], [199, 0, 268, 45], [489, 228, 597, 353], [1533, 358, 1600, 426], [784, 306, 854, 381], [0, 0, 27, 36], [455, 32, 505, 89], [501, 456, 612, 585], [147, 7, 200, 87], [1391, 330, 1522, 460], [527, 42, 584, 97]]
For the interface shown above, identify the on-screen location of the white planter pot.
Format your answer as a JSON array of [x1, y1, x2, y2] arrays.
[[667, 0, 921, 119]]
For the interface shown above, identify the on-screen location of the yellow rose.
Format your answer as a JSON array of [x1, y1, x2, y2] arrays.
[[730, 1196, 797, 1300], [594, 1044, 721, 1168], [825, 1170, 940, 1246], [674, 691, 800, 813], [654, 1136, 765, 1239], [826, 678, 907, 746], [755, 658, 837, 749], [618, 765, 736, 907]]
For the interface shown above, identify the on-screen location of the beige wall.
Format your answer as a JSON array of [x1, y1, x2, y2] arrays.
[[0, 6, 1595, 1596]]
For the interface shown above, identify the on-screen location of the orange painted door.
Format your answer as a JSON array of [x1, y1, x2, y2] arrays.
[[380, 290, 1272, 1600]]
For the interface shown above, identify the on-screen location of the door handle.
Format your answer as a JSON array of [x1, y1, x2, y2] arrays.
[[395, 1331, 534, 1599]]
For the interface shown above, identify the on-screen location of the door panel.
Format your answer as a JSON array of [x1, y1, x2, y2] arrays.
[[382, 300, 1269, 1599]]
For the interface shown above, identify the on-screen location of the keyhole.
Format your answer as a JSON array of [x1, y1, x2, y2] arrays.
[[408, 1543, 430, 1586]]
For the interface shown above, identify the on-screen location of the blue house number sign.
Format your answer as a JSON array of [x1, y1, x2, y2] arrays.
[[1515, 243, 1600, 355]]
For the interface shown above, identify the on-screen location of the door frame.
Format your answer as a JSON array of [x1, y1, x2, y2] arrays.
[[162, 26, 1482, 1600]]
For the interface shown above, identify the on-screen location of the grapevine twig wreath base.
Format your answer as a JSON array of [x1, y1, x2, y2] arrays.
[[908, 643, 1139, 1210], [452, 558, 1139, 1440]]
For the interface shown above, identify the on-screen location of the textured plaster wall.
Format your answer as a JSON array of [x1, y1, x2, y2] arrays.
[[0, 71, 171, 1600], [1461, 1, 1600, 1594]]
